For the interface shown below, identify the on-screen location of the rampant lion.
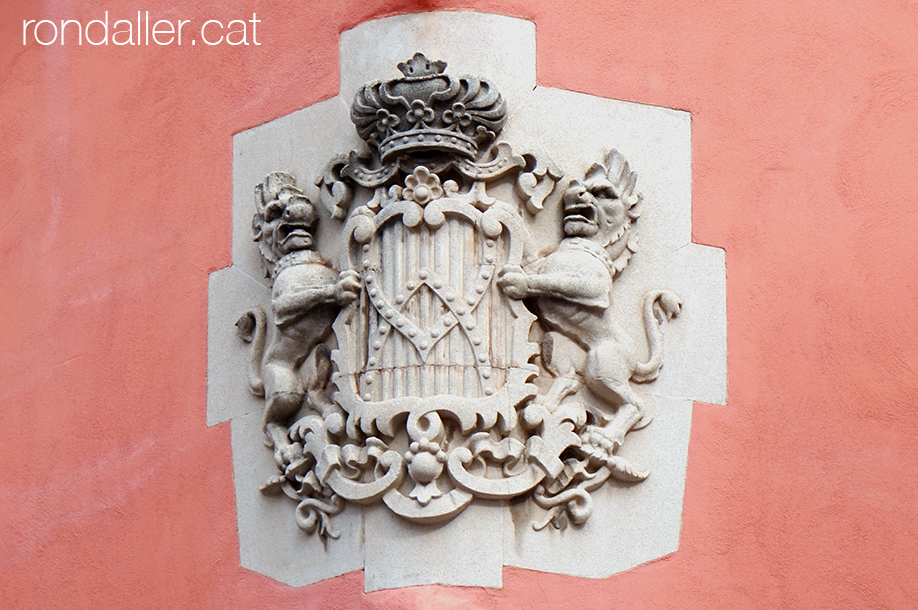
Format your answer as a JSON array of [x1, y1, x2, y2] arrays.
[[498, 150, 681, 466], [236, 172, 360, 470]]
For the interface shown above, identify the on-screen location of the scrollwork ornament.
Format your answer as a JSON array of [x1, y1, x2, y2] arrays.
[[236, 54, 683, 539], [316, 153, 353, 220]]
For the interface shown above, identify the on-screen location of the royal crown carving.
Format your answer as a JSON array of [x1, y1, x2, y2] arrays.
[[234, 54, 683, 539], [351, 52, 507, 163]]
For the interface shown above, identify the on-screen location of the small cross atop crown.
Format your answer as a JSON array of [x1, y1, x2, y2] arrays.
[[397, 53, 447, 77]]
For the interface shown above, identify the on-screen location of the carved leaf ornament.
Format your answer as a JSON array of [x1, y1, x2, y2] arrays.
[[236, 53, 682, 538]]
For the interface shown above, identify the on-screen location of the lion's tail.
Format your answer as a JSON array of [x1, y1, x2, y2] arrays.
[[631, 290, 681, 383], [235, 307, 267, 397]]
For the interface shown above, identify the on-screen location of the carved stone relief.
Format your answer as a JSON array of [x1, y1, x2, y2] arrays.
[[207, 11, 726, 592]]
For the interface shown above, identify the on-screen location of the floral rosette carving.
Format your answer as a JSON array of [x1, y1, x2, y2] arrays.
[[401, 167, 443, 205]]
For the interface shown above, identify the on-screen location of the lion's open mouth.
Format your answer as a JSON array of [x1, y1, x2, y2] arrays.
[[278, 223, 313, 245], [563, 201, 597, 226]]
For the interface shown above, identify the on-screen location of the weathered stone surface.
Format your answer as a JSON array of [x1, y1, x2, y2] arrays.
[[207, 266, 270, 426], [232, 96, 360, 283], [208, 10, 726, 591], [501, 86, 693, 264], [614, 243, 727, 406], [231, 409, 363, 586], [503, 395, 693, 577], [363, 500, 504, 591], [339, 12, 536, 118]]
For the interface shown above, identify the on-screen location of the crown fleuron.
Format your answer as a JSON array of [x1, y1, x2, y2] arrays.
[[351, 53, 507, 162]]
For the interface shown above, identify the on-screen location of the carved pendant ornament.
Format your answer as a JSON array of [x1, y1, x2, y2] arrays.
[[235, 54, 682, 539]]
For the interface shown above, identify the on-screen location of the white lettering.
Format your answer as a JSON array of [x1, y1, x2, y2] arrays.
[[201, 19, 223, 45], [250, 13, 260, 46], [226, 20, 247, 46], [112, 20, 133, 46], [177, 20, 191, 46], [60, 19, 81, 45], [152, 19, 174, 45], [34, 20, 57, 45], [85, 11, 108, 46], [23, 13, 261, 48], [23, 20, 36, 45]]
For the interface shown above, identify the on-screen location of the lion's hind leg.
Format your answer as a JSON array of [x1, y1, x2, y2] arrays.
[[261, 337, 310, 468], [582, 363, 651, 457], [584, 340, 652, 430], [305, 343, 344, 421], [264, 392, 306, 469]]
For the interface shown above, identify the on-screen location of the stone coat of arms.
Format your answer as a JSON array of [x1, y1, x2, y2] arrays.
[[207, 11, 725, 592], [236, 52, 682, 536]]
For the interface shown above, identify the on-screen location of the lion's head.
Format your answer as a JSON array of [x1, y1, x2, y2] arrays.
[[252, 172, 319, 264], [562, 150, 642, 273]]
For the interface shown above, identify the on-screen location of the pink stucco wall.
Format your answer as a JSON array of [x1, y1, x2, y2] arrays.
[[3, 0, 918, 607]]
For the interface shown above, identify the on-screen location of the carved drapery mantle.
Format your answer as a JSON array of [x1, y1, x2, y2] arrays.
[[207, 12, 726, 592]]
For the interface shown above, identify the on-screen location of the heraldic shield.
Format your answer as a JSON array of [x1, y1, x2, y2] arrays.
[[229, 49, 692, 541], [332, 169, 543, 522]]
